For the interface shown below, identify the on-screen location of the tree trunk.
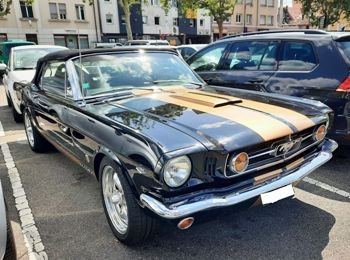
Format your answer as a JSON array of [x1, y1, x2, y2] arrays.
[[124, 7, 133, 40], [217, 20, 224, 39]]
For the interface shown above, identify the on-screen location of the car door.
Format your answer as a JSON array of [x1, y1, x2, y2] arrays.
[[188, 40, 278, 92], [264, 40, 332, 98], [32, 61, 75, 153]]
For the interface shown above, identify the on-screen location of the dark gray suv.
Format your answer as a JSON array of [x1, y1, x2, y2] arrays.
[[186, 30, 350, 145]]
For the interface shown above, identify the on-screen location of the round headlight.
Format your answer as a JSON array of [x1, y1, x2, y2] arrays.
[[229, 152, 249, 174], [163, 156, 192, 188], [313, 125, 327, 141]]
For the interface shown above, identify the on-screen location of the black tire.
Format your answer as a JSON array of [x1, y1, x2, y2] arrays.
[[99, 157, 156, 245], [4, 210, 16, 260], [12, 106, 22, 123], [6, 93, 12, 108], [23, 110, 50, 153]]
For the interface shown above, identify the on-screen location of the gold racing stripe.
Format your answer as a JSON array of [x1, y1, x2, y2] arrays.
[[188, 90, 315, 131], [147, 92, 294, 141]]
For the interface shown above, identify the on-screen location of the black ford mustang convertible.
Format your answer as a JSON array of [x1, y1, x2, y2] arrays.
[[17, 47, 337, 245]]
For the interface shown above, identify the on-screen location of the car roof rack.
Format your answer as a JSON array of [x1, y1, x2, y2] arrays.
[[220, 29, 329, 40]]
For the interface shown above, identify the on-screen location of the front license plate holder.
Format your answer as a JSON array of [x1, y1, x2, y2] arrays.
[[260, 184, 295, 205]]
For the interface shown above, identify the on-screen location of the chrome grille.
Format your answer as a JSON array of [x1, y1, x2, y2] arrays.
[[225, 124, 322, 178]]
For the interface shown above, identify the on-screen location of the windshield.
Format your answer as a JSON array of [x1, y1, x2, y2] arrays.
[[14, 47, 64, 70], [72, 52, 203, 97]]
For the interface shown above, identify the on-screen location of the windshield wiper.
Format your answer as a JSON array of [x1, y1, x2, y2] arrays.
[[152, 80, 205, 87], [84, 88, 135, 104]]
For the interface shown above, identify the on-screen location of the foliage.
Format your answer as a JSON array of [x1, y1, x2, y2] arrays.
[[161, 0, 237, 38], [0, 0, 12, 16], [296, 0, 350, 28]]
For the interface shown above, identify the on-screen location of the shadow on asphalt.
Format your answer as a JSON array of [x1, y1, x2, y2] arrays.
[[130, 198, 333, 260]]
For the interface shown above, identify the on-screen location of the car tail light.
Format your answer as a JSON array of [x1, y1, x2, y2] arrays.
[[337, 76, 350, 92]]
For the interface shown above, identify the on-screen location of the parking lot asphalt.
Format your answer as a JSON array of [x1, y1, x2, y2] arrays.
[[0, 85, 349, 260]]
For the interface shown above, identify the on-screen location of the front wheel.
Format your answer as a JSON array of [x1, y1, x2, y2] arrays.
[[99, 157, 156, 245], [24, 110, 49, 153], [12, 105, 22, 123]]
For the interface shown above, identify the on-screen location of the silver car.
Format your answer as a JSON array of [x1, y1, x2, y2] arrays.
[[0, 179, 16, 259]]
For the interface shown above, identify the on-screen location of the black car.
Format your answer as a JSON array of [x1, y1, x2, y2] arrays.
[[186, 29, 350, 145], [18, 47, 337, 245]]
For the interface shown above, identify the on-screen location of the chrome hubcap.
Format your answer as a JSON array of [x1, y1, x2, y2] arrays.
[[24, 113, 34, 147], [102, 165, 128, 234]]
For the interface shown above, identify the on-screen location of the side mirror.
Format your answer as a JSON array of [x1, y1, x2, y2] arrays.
[[0, 63, 6, 73]]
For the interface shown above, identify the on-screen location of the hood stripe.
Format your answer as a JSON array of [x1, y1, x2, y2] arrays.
[[188, 90, 315, 132], [147, 94, 293, 141]]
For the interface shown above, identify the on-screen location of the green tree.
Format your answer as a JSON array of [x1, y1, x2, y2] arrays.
[[85, 0, 142, 41], [0, 0, 12, 16], [297, 0, 350, 28], [161, 0, 237, 38]]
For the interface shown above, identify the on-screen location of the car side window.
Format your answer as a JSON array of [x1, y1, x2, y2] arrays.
[[187, 42, 228, 71], [278, 41, 317, 71], [41, 61, 72, 97], [222, 41, 278, 71]]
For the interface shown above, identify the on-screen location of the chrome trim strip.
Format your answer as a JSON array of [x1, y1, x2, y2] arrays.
[[140, 139, 337, 219]]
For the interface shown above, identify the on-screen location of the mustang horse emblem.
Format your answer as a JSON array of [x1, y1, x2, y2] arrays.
[[274, 138, 302, 157]]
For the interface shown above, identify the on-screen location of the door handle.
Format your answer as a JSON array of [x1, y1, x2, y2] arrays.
[[248, 79, 264, 84]]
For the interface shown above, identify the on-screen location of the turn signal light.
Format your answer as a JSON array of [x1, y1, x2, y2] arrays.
[[229, 152, 249, 173], [313, 125, 327, 141], [177, 217, 194, 230]]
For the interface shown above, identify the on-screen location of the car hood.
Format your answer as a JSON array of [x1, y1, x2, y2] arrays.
[[10, 69, 36, 83], [97, 86, 330, 153]]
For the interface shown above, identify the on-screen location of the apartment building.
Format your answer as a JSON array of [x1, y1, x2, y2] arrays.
[[0, 0, 99, 48], [0, 0, 211, 46], [212, 0, 279, 38], [98, 0, 211, 45]]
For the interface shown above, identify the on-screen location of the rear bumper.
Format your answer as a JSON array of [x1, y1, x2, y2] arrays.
[[140, 139, 338, 219]]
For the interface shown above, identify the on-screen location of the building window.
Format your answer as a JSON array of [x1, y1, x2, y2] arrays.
[[260, 15, 266, 25], [189, 19, 196, 27], [173, 18, 178, 26], [49, 3, 67, 20], [151, 0, 160, 6], [267, 15, 274, 25], [106, 14, 113, 24], [75, 5, 85, 21], [121, 15, 126, 24], [236, 14, 242, 24], [171, 0, 177, 8], [267, 0, 274, 7], [142, 16, 148, 24], [199, 19, 204, 26], [260, 0, 266, 6], [20, 0, 34, 18], [154, 16, 160, 25], [26, 34, 38, 44], [246, 14, 252, 25]]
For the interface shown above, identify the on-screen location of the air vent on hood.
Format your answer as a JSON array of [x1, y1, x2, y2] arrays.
[[170, 92, 242, 108]]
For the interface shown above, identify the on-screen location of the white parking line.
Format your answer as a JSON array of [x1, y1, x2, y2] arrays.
[[1, 133, 48, 259], [0, 121, 4, 137], [303, 177, 350, 198]]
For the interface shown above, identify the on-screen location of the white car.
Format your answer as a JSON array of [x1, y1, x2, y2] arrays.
[[176, 44, 207, 60], [0, 179, 16, 259], [3, 45, 67, 122]]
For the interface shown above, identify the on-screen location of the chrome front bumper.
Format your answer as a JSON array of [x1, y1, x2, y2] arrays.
[[140, 139, 338, 219]]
